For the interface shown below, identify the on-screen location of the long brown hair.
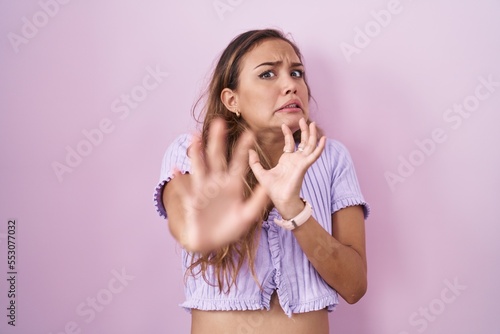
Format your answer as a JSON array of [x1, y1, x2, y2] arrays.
[[188, 29, 313, 293]]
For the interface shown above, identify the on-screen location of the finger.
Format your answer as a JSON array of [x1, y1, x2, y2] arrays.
[[306, 135, 326, 164], [248, 149, 266, 183], [228, 130, 254, 177], [298, 118, 308, 152], [281, 123, 294, 153], [316, 136, 327, 155], [189, 136, 206, 186], [241, 185, 270, 224], [206, 118, 228, 173], [302, 121, 319, 155]]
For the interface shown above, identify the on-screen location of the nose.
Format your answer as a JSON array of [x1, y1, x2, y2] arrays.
[[281, 75, 298, 95]]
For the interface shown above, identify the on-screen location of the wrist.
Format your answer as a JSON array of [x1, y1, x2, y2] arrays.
[[276, 198, 305, 220], [274, 198, 313, 231]]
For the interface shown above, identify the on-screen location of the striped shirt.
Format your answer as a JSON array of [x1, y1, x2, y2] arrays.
[[153, 133, 370, 316]]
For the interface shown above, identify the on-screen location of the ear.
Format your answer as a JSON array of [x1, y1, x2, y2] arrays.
[[221, 88, 239, 115]]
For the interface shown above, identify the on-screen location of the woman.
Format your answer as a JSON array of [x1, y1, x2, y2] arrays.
[[154, 29, 370, 334]]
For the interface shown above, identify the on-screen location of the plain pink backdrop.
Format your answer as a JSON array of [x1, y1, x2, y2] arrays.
[[1, 0, 499, 333]]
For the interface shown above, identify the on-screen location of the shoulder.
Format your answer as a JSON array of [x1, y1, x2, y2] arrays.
[[321, 138, 355, 166], [324, 138, 349, 154], [162, 133, 193, 156], [169, 133, 193, 149], [159, 133, 194, 173]]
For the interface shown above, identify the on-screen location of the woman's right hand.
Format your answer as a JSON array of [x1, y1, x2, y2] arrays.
[[163, 119, 269, 253]]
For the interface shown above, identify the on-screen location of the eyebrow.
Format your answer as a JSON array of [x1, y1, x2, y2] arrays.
[[253, 61, 304, 70]]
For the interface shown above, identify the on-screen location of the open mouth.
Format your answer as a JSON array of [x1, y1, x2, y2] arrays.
[[280, 103, 299, 109], [277, 101, 302, 112]]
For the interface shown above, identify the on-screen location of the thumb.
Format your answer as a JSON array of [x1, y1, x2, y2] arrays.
[[248, 149, 265, 180]]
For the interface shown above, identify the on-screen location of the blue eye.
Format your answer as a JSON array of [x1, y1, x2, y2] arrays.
[[258, 70, 275, 79], [291, 70, 304, 78]]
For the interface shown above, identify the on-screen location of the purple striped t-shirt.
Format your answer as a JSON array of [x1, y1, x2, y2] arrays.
[[153, 133, 370, 317]]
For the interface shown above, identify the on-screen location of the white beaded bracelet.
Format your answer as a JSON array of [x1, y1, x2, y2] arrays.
[[274, 199, 313, 230]]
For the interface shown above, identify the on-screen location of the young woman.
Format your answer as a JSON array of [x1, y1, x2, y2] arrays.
[[154, 29, 370, 334]]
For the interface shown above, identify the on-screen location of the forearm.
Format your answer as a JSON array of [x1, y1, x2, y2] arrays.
[[162, 174, 190, 245], [161, 170, 269, 253], [292, 216, 367, 304]]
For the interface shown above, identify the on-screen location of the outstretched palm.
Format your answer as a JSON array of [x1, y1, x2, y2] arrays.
[[174, 119, 268, 252], [249, 119, 326, 217]]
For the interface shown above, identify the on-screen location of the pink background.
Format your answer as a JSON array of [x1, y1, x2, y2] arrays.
[[1, 1, 499, 333]]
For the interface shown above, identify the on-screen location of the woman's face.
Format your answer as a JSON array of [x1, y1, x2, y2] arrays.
[[231, 38, 309, 135]]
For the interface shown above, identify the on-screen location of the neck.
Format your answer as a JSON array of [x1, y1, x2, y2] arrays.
[[255, 129, 288, 168]]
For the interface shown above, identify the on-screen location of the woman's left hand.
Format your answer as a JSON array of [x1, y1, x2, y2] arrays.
[[248, 118, 326, 219]]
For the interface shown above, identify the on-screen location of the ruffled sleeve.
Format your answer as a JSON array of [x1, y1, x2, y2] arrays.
[[153, 134, 192, 219], [328, 139, 370, 219]]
